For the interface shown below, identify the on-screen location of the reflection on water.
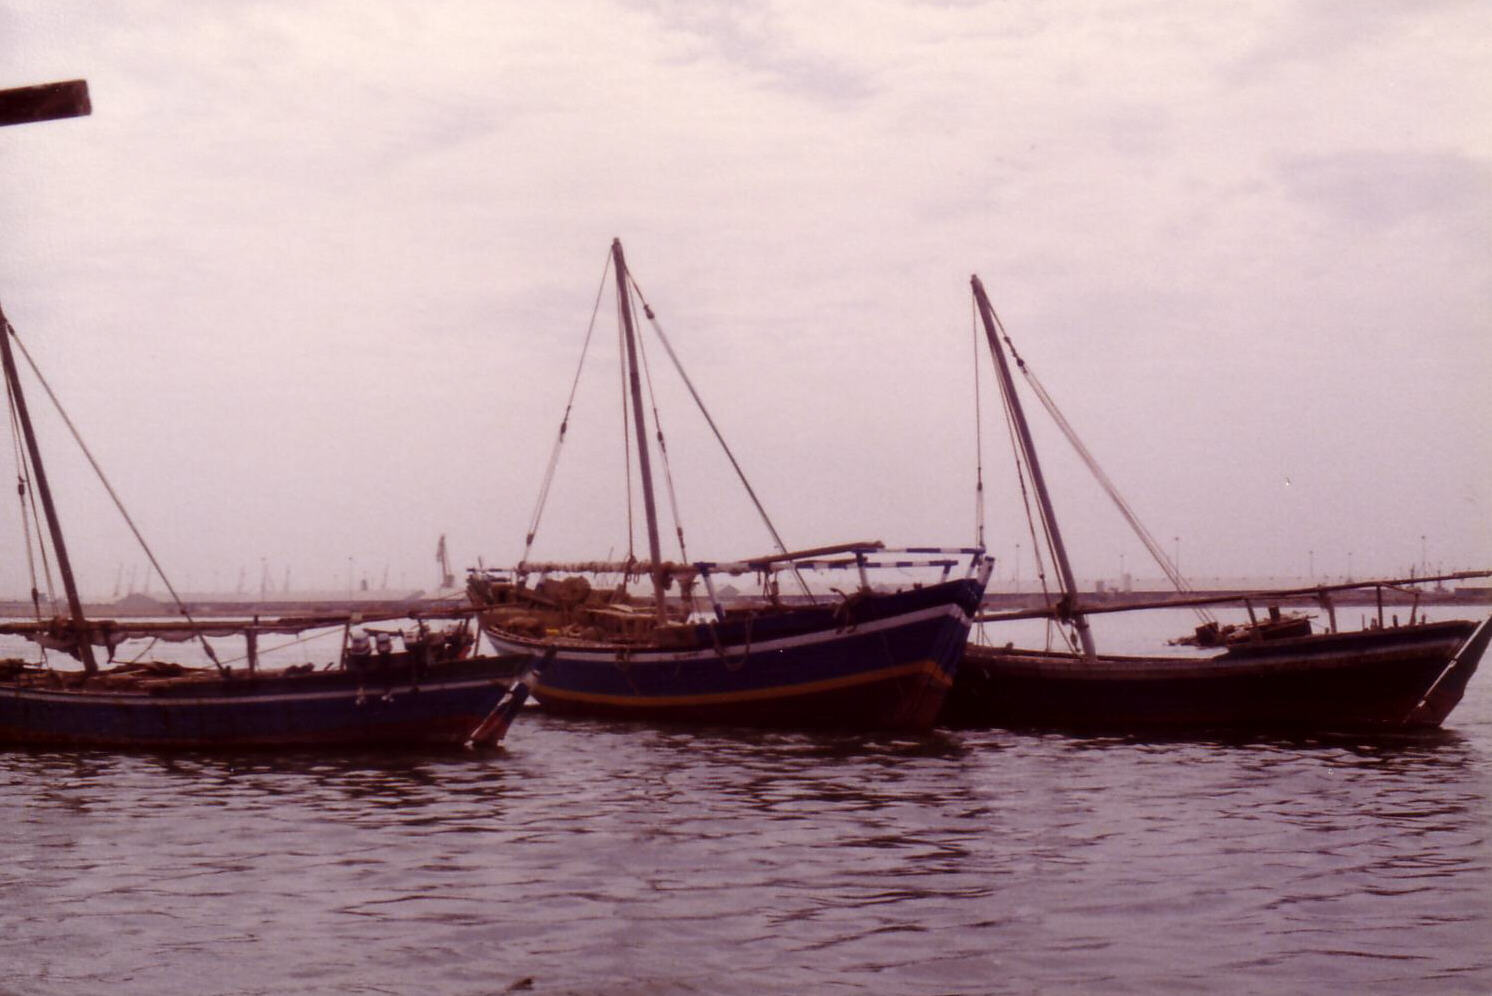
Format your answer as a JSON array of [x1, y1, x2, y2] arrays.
[[2, 632, 1491, 993]]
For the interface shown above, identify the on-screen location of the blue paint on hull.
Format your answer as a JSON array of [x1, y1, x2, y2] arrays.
[[0, 656, 525, 748], [483, 577, 986, 730]]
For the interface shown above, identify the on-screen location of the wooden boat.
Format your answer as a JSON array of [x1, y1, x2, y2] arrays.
[[947, 601, 1490, 732], [467, 240, 990, 730], [0, 615, 533, 749], [0, 296, 536, 749], [470, 544, 988, 729], [0, 81, 534, 748], [943, 274, 1491, 732]]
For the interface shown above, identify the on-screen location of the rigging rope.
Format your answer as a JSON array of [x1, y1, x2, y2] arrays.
[[994, 353, 1077, 654], [970, 295, 986, 550], [625, 272, 812, 600], [973, 295, 1071, 649], [5, 375, 57, 668], [521, 252, 612, 565], [632, 299, 690, 566], [6, 378, 56, 617], [507, 248, 810, 603], [991, 317, 1214, 626], [9, 332, 229, 672], [617, 287, 636, 568]]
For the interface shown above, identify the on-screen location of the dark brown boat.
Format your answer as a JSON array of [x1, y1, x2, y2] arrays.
[[944, 273, 1491, 732], [947, 613, 1490, 731]]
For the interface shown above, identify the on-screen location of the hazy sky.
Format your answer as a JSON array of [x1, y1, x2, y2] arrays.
[[2, 0, 1488, 601]]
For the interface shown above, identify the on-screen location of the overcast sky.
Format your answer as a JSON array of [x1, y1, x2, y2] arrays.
[[2, 0, 1488, 601]]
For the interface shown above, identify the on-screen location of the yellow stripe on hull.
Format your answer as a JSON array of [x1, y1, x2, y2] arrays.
[[534, 657, 950, 710]]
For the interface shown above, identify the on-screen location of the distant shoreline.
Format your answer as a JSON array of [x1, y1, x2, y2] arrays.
[[2, 584, 1487, 620]]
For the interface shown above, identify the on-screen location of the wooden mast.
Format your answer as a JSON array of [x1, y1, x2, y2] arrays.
[[0, 306, 99, 673], [971, 274, 1096, 658], [2, 79, 98, 673], [612, 239, 668, 620]]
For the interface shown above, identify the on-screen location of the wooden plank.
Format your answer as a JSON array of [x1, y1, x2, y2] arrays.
[[975, 570, 1492, 624], [0, 79, 91, 128]]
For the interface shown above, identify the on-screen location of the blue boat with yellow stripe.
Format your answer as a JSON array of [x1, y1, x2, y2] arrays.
[[472, 238, 989, 730], [470, 544, 991, 730]]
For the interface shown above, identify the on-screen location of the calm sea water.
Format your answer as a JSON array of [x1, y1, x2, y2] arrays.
[[2, 607, 1490, 995]]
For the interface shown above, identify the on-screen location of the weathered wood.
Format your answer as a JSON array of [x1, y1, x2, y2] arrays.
[[0, 305, 97, 672], [0, 80, 91, 128], [972, 275, 1096, 658], [612, 239, 667, 621], [975, 570, 1492, 624]]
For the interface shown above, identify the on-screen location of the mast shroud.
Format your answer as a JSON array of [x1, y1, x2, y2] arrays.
[[971, 275, 1096, 658], [0, 305, 98, 672]]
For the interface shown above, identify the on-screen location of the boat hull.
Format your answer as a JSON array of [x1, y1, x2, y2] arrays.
[[0, 655, 526, 748], [943, 618, 1491, 732], [479, 577, 985, 731]]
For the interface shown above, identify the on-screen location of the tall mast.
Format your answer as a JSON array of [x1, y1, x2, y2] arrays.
[[971, 275, 1096, 658], [612, 239, 667, 620], [0, 306, 99, 672], [1, 79, 98, 671]]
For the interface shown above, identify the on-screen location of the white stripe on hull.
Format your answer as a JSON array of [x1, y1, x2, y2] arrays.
[[480, 601, 973, 665]]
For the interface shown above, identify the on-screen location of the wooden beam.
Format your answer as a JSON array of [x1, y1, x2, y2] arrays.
[[975, 570, 1492, 624], [0, 80, 91, 128]]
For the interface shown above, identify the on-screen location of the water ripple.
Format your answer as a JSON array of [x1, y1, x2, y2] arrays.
[[2, 688, 1491, 994]]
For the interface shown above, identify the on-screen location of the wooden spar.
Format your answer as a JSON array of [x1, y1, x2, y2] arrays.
[[0, 607, 484, 640], [974, 569, 1492, 625], [742, 540, 885, 569], [0, 80, 91, 128], [971, 275, 1097, 658], [0, 304, 99, 673], [1, 80, 96, 671], [612, 239, 667, 621], [512, 542, 888, 577]]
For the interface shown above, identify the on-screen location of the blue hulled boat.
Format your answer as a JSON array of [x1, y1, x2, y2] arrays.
[[471, 545, 989, 730], [0, 80, 535, 748], [0, 623, 529, 748], [1, 278, 532, 749], [468, 240, 990, 730]]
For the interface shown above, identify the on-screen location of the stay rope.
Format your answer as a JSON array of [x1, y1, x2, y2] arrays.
[[5, 375, 57, 667], [630, 294, 690, 566], [521, 252, 612, 565], [6, 379, 56, 616], [992, 341, 1076, 654], [9, 331, 228, 672], [970, 296, 985, 550], [616, 289, 636, 567], [626, 272, 812, 600], [993, 320, 1214, 627], [509, 249, 809, 602]]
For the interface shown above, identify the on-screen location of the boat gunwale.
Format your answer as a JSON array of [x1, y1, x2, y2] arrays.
[[964, 620, 1481, 682], [480, 589, 979, 665]]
